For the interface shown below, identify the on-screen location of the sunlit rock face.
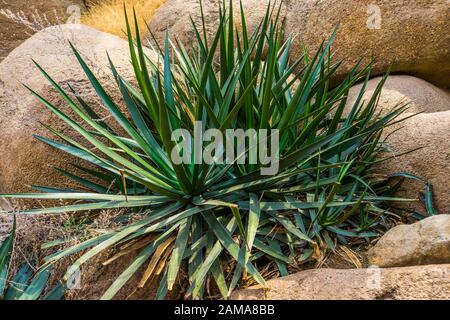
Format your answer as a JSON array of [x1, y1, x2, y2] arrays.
[[0, 0, 86, 61], [0, 25, 157, 208]]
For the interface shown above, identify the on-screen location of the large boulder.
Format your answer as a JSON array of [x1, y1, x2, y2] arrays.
[[0, 0, 86, 61], [368, 215, 450, 267], [344, 76, 450, 213], [284, 0, 450, 88], [0, 24, 155, 208], [147, 0, 287, 52], [377, 110, 450, 214], [231, 264, 450, 300], [346, 75, 450, 116], [149, 0, 450, 88]]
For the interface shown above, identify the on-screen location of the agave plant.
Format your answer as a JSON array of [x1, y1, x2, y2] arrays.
[[0, 217, 64, 300], [1, 1, 414, 299]]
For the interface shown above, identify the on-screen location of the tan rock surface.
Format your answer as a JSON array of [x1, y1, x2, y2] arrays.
[[149, 0, 450, 88], [0, 24, 156, 208], [0, 0, 86, 61], [284, 0, 450, 88], [368, 215, 450, 267], [148, 0, 287, 52], [232, 264, 450, 300], [377, 111, 450, 214], [346, 75, 450, 116]]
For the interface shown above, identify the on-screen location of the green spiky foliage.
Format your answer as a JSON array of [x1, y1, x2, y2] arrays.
[[0, 217, 64, 300], [1, 1, 416, 299]]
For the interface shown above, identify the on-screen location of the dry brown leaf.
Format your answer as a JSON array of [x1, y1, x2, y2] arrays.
[[149, 243, 175, 286], [339, 245, 363, 269], [103, 235, 155, 266], [138, 235, 176, 288]]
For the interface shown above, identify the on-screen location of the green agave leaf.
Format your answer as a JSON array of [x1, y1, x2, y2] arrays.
[[238, 201, 357, 211], [64, 202, 186, 280], [187, 216, 237, 299], [167, 217, 192, 290], [253, 238, 290, 263], [1, 193, 169, 202], [0, 216, 15, 298], [101, 222, 181, 300], [44, 233, 115, 264], [4, 263, 33, 300], [18, 265, 52, 300], [202, 212, 266, 286], [43, 283, 66, 300], [266, 238, 289, 277], [210, 260, 229, 299], [6, 200, 155, 215]]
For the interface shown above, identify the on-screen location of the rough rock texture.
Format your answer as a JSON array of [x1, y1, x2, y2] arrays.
[[345, 77, 450, 215], [377, 111, 450, 214], [346, 75, 450, 116], [231, 264, 450, 300], [149, 0, 450, 88], [84, 0, 103, 9], [0, 0, 86, 61], [148, 0, 287, 52], [0, 24, 156, 208], [284, 0, 450, 88], [368, 215, 450, 267]]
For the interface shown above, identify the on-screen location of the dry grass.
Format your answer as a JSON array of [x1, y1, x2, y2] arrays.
[[81, 0, 166, 39], [2, 207, 180, 300]]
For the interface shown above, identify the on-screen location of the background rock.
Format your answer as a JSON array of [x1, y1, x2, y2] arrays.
[[284, 0, 450, 89], [377, 111, 450, 214], [232, 264, 450, 300], [0, 24, 156, 208], [368, 215, 450, 267], [148, 0, 287, 52], [149, 0, 450, 89], [0, 0, 86, 62], [346, 75, 450, 116]]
